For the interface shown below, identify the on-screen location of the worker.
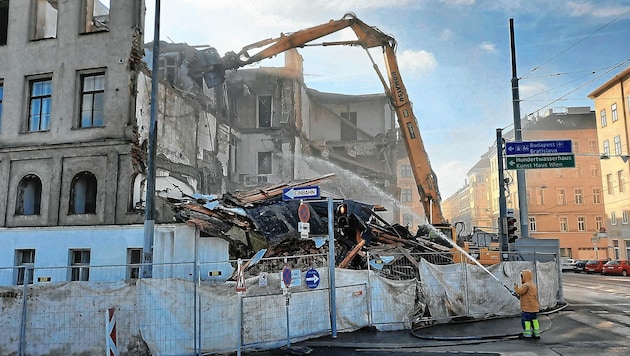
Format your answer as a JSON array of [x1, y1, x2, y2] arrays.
[[513, 269, 540, 338]]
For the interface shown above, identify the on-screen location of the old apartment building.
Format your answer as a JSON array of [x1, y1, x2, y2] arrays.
[[0, 1, 398, 284], [445, 107, 609, 260], [589, 65, 630, 260]]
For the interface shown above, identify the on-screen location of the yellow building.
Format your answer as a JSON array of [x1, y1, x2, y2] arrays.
[[588, 66, 630, 260]]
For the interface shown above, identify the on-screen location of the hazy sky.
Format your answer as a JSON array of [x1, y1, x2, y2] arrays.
[[145, 0, 630, 198]]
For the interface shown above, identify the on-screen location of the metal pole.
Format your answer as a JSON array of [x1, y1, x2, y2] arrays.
[[142, 0, 161, 278], [19, 266, 29, 356], [509, 18, 529, 238], [327, 197, 337, 338], [497, 129, 508, 260]]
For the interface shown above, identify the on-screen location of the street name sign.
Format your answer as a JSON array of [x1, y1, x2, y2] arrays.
[[506, 154, 575, 170], [282, 186, 320, 201], [506, 140, 572, 156]]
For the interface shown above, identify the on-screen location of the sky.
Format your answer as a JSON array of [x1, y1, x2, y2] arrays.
[[144, 0, 630, 199]]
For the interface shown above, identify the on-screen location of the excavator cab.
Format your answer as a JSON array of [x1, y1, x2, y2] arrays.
[[199, 47, 225, 89]]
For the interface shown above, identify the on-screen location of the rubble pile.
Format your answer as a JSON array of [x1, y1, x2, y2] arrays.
[[165, 174, 456, 280]]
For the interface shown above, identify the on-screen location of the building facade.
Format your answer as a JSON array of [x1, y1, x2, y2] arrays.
[[589, 66, 630, 260]]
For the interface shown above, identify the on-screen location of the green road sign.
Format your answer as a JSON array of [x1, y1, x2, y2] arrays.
[[506, 154, 575, 170]]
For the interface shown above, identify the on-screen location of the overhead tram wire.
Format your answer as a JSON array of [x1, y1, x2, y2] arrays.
[[520, 8, 630, 80]]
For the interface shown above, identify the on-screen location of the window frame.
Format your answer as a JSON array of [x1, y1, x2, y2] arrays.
[[69, 249, 90, 281], [127, 248, 142, 279], [593, 188, 601, 204], [574, 188, 584, 205], [32, 0, 58, 40], [27, 76, 53, 132], [69, 171, 98, 214], [611, 103, 618, 122], [15, 174, 42, 215], [401, 188, 413, 202], [614, 135, 622, 156], [577, 216, 586, 232], [600, 109, 607, 127], [79, 71, 106, 128], [257, 151, 272, 175], [15, 249, 36, 285], [559, 217, 568, 232], [0, 0, 8, 45], [400, 165, 412, 178], [603, 140, 610, 156], [81, 0, 110, 34], [529, 217, 537, 232], [618, 170, 626, 193]]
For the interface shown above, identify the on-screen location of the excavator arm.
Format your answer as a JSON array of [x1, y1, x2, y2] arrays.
[[206, 12, 446, 225]]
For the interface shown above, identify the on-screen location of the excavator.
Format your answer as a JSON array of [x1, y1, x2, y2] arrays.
[[200, 12, 495, 264]]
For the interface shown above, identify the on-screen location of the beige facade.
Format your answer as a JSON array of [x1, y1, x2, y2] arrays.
[[588, 66, 630, 260]]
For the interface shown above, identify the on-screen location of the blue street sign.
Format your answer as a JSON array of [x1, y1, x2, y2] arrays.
[[505, 140, 572, 156], [305, 268, 320, 289], [282, 186, 320, 201]]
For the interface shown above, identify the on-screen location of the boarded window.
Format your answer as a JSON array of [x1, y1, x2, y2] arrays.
[[340, 111, 357, 141], [258, 95, 272, 128], [69, 171, 97, 214], [82, 0, 109, 33], [28, 77, 52, 132], [16, 174, 42, 215], [0, 0, 8, 45], [33, 0, 58, 40], [80, 72, 105, 127], [257, 152, 272, 175]]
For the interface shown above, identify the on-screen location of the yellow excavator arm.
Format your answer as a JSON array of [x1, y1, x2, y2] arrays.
[[207, 12, 446, 225]]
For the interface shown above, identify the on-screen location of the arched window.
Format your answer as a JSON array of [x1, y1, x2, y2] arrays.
[[130, 173, 146, 211], [69, 172, 97, 214], [16, 175, 42, 215]]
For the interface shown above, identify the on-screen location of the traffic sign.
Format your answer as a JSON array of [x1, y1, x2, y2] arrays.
[[506, 154, 575, 169], [282, 186, 320, 201], [298, 203, 310, 222], [505, 140, 572, 156], [305, 268, 320, 289], [282, 265, 292, 288]]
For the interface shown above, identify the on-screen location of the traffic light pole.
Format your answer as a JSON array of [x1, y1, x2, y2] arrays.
[[497, 129, 509, 261]]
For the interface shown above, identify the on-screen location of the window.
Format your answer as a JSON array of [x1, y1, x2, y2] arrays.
[[69, 171, 97, 214], [402, 214, 413, 227], [80, 72, 105, 127], [340, 111, 358, 141], [559, 217, 568, 232], [556, 188, 566, 205], [33, 0, 58, 40], [607, 174, 614, 194], [590, 164, 599, 177], [611, 103, 618, 122], [257, 152, 272, 175], [82, 0, 110, 33], [400, 165, 412, 178], [588, 139, 597, 153], [577, 217, 586, 231], [127, 248, 142, 279], [28, 77, 52, 132], [69, 249, 90, 281], [401, 188, 412, 202], [16, 174, 42, 215], [0, 0, 8, 45], [611, 211, 617, 225], [257, 95, 272, 128], [593, 188, 601, 204], [15, 249, 35, 285], [623, 211, 629, 225], [600, 109, 607, 127], [0, 81, 3, 132], [595, 216, 604, 232], [614, 135, 622, 155], [536, 188, 545, 205], [603, 140, 610, 156], [573, 141, 580, 153], [130, 173, 146, 211], [529, 217, 537, 232], [574, 188, 583, 205], [618, 170, 626, 193]]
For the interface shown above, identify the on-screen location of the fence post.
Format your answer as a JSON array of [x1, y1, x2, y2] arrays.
[[19, 266, 29, 356], [366, 251, 372, 327]]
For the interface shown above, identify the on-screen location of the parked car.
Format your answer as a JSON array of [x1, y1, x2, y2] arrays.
[[573, 260, 588, 273], [585, 259, 607, 274], [602, 260, 630, 276], [560, 258, 576, 272]]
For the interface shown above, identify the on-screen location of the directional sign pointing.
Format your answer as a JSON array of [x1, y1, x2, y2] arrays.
[[506, 140, 572, 156], [282, 186, 320, 201], [506, 154, 575, 169], [305, 268, 320, 289]]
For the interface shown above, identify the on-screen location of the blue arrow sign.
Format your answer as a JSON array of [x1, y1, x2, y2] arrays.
[[505, 140, 572, 156], [305, 268, 320, 289], [282, 186, 320, 201]]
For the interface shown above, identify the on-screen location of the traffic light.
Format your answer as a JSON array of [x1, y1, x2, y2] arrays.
[[507, 216, 518, 243], [335, 203, 349, 229]]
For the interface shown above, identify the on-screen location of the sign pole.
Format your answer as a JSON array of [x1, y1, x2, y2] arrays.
[[328, 197, 337, 338]]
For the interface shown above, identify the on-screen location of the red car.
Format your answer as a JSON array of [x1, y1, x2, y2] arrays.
[[602, 260, 630, 276], [585, 259, 607, 274]]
